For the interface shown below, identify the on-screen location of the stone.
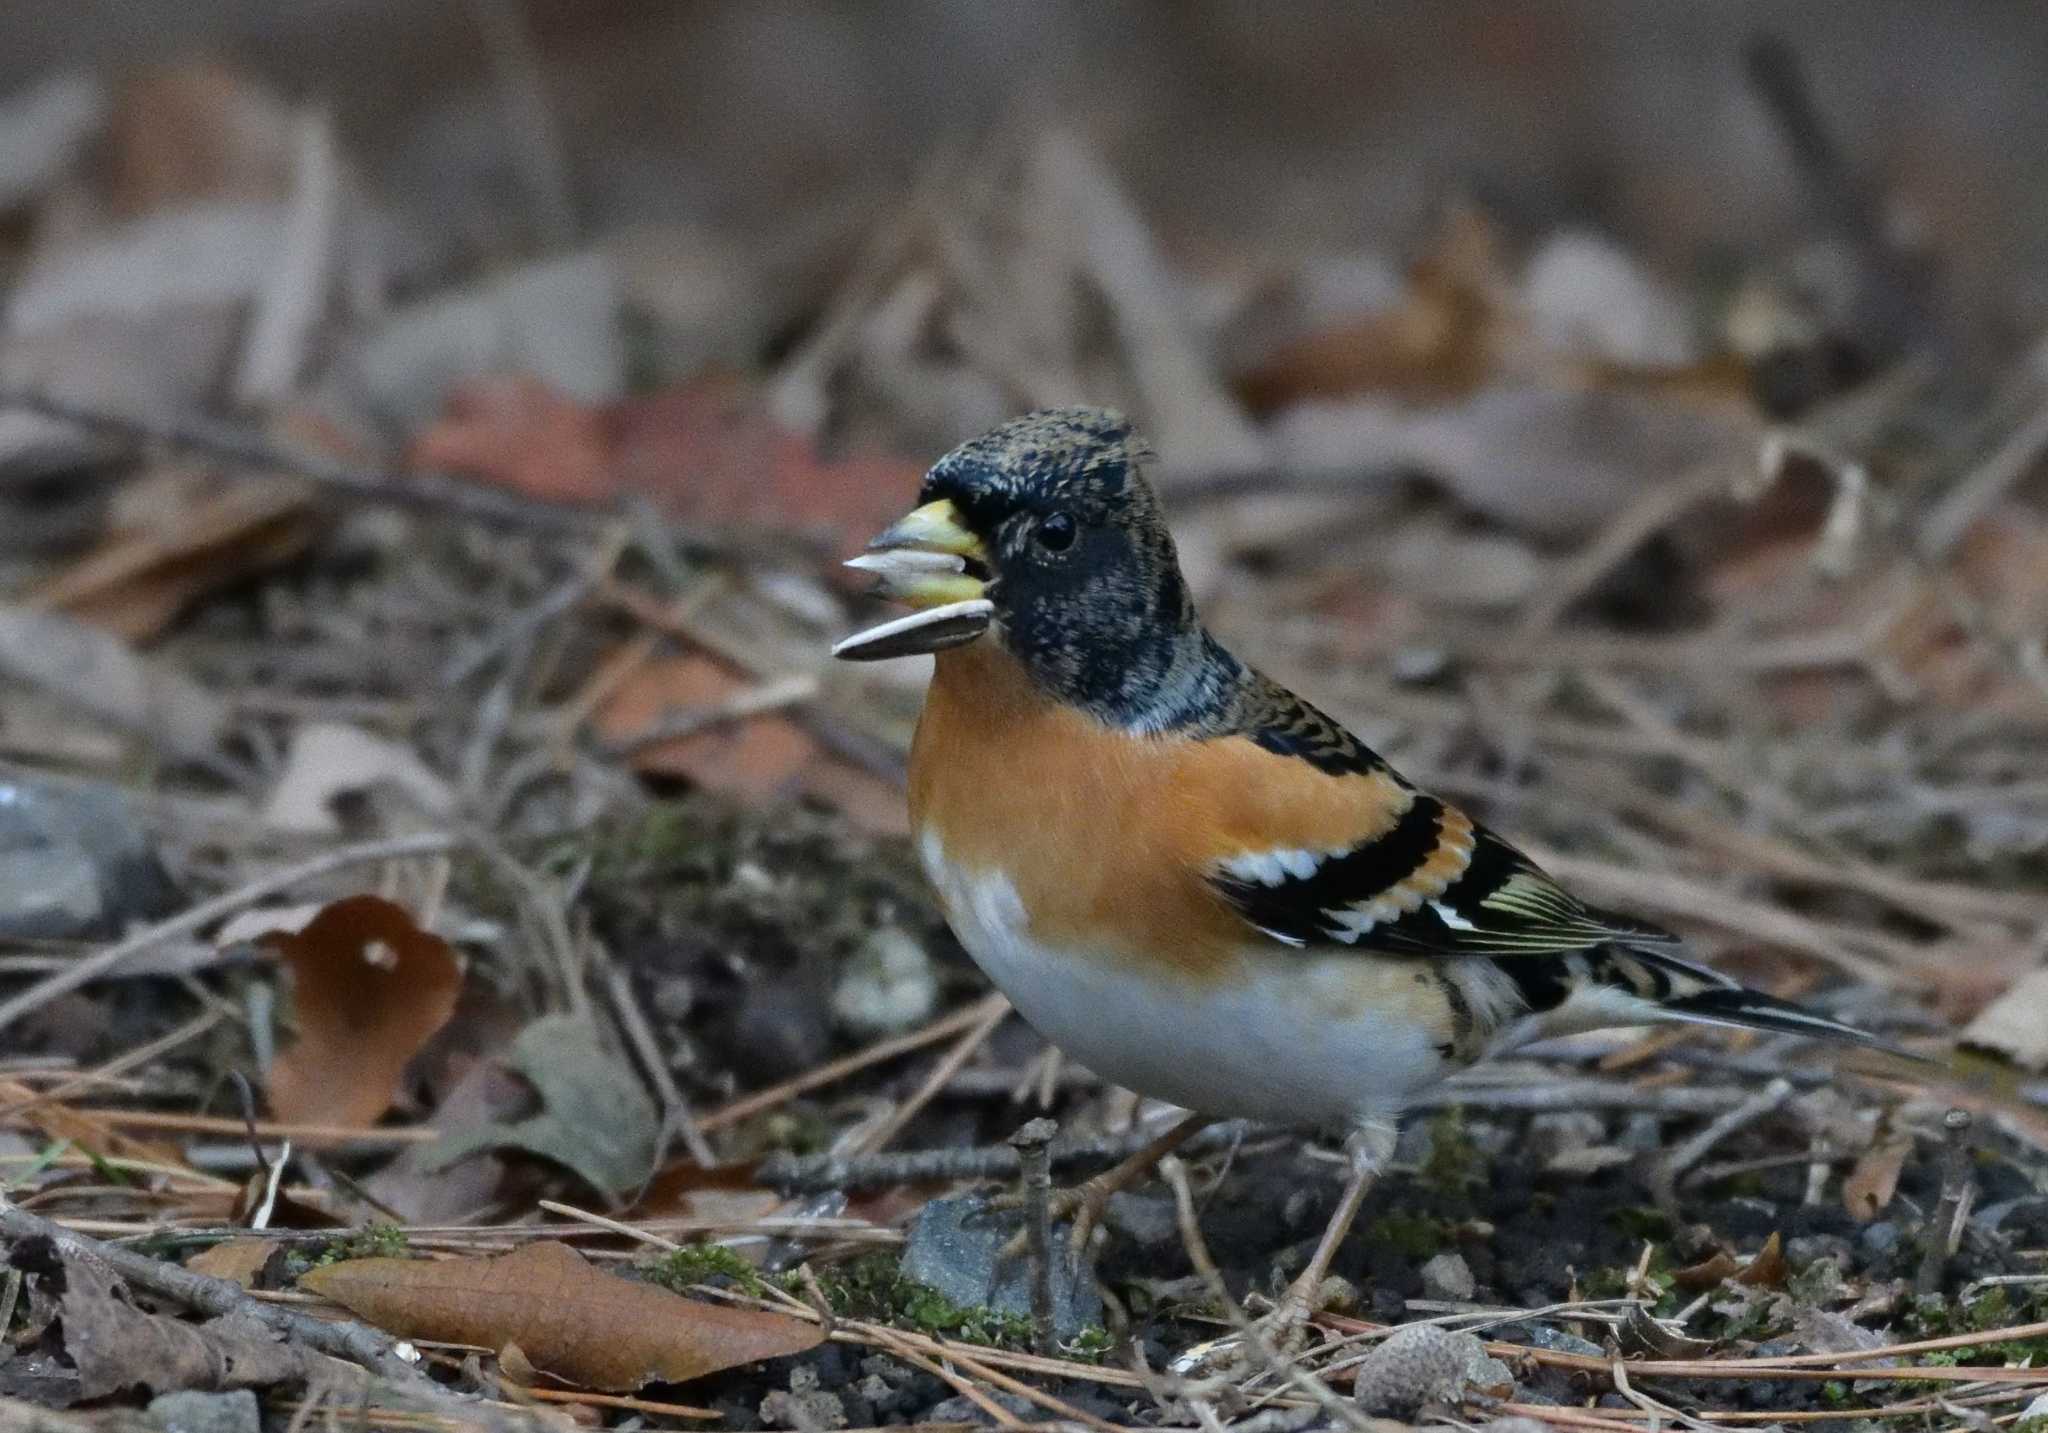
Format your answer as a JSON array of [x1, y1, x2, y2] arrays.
[[899, 1194, 1102, 1342], [1419, 1250, 1476, 1302], [148, 1390, 259, 1433], [831, 926, 937, 1037], [0, 778, 178, 940], [1351, 1324, 1513, 1419]]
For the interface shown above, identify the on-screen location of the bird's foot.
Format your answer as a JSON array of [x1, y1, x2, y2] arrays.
[[993, 1177, 1114, 1264], [1176, 1274, 1342, 1376]]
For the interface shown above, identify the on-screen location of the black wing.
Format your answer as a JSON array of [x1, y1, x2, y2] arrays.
[[1211, 796, 1678, 958]]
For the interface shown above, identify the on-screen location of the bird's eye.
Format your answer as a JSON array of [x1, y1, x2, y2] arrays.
[[1036, 511, 1077, 552]]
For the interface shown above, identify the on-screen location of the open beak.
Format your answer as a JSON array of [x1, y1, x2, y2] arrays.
[[831, 499, 994, 661]]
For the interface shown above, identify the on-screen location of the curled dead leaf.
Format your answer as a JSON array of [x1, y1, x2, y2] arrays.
[[1842, 1133, 1914, 1222], [184, 1238, 285, 1289], [1733, 1231, 1788, 1288], [1672, 1249, 1740, 1291], [301, 1241, 821, 1391], [1615, 1300, 1715, 1359], [260, 894, 463, 1127]]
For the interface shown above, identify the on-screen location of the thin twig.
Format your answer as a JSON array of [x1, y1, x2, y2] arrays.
[[0, 390, 610, 534], [757, 1116, 1254, 1193], [1007, 1117, 1058, 1355], [602, 964, 716, 1170], [0, 1196, 426, 1387], [1649, 1078, 1794, 1215], [1916, 1107, 1975, 1297], [0, 832, 459, 1038], [854, 995, 1010, 1154], [700, 993, 1010, 1132]]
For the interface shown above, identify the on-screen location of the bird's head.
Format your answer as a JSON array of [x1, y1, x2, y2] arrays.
[[835, 408, 1220, 726]]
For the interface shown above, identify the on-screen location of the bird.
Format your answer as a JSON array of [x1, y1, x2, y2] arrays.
[[832, 406, 1896, 1341]]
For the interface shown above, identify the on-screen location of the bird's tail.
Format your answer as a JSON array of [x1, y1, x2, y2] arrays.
[[1614, 945, 1912, 1056]]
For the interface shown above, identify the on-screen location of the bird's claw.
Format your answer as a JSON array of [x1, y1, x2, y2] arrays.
[[992, 1180, 1111, 1264]]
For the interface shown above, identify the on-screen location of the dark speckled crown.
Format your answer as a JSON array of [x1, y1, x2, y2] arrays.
[[922, 408, 1388, 766]]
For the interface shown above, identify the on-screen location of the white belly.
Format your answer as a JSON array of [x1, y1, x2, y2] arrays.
[[918, 831, 1448, 1129]]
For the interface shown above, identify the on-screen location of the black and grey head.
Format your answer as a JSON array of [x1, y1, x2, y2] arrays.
[[835, 407, 1248, 730]]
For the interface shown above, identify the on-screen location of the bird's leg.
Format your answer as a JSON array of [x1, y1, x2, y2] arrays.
[[1253, 1119, 1395, 1347], [1000, 1112, 1213, 1259]]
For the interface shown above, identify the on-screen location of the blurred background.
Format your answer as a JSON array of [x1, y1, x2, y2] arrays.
[[3, 6, 2048, 1421]]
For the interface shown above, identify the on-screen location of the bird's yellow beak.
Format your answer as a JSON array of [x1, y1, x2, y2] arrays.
[[832, 499, 994, 661]]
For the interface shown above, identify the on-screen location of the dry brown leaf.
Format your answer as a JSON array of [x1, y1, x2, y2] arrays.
[[1732, 1231, 1788, 1288], [106, 60, 295, 215], [1842, 1133, 1914, 1222], [301, 1241, 822, 1391], [0, 1076, 189, 1170], [411, 371, 922, 558], [406, 375, 611, 506], [1237, 205, 1512, 413], [591, 652, 905, 835], [184, 1238, 284, 1289], [49, 1255, 313, 1398], [261, 895, 463, 1127], [1960, 967, 2048, 1072], [31, 472, 319, 641], [1671, 1249, 1739, 1291]]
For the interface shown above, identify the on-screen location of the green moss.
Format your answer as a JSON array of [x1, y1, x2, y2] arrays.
[[1364, 1212, 1447, 1260], [1898, 1285, 2048, 1366], [1419, 1109, 1483, 1197], [323, 1223, 409, 1263], [796, 1254, 1110, 1356], [645, 1243, 764, 1296], [1606, 1206, 1674, 1243], [1065, 1324, 1115, 1361], [286, 1223, 411, 1278]]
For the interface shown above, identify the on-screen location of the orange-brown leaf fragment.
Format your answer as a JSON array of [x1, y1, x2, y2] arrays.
[[185, 1238, 284, 1289], [1732, 1231, 1787, 1288], [261, 895, 463, 1127], [1842, 1134, 1913, 1222], [301, 1241, 821, 1391]]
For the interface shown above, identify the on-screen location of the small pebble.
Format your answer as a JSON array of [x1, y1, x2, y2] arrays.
[[1419, 1250, 1477, 1301], [759, 1366, 848, 1430], [1786, 1233, 1852, 1270], [831, 926, 938, 1037], [148, 1391, 259, 1433], [1525, 1111, 1605, 1163], [1352, 1324, 1514, 1418]]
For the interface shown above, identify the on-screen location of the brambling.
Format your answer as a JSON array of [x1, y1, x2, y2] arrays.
[[834, 407, 1889, 1336]]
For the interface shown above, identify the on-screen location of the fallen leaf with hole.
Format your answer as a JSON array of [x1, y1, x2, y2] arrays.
[[1842, 1132, 1914, 1221], [260, 895, 463, 1127], [424, 1012, 658, 1200], [301, 1241, 821, 1390]]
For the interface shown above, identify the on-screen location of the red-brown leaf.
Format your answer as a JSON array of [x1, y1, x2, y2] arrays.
[[301, 1241, 821, 1390]]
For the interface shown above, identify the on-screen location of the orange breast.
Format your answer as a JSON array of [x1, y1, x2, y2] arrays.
[[907, 641, 1412, 983]]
